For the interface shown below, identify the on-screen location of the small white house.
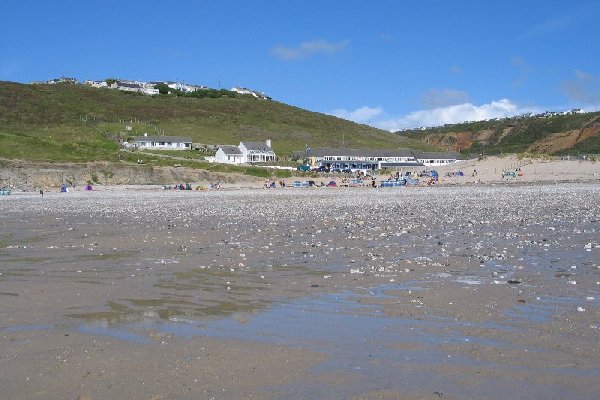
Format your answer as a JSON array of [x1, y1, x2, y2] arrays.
[[135, 134, 192, 150], [214, 139, 276, 164], [239, 140, 276, 163], [110, 81, 158, 95], [230, 87, 270, 100], [215, 146, 243, 164], [47, 77, 78, 84], [142, 87, 159, 95], [84, 80, 108, 88], [167, 82, 205, 93]]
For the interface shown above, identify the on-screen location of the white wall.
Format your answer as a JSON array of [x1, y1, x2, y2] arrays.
[[215, 148, 243, 164]]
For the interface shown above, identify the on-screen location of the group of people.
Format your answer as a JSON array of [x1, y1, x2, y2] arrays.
[[163, 182, 222, 190], [263, 179, 285, 188]]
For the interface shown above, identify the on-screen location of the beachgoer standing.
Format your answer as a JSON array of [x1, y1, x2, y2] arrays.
[[40, 189, 44, 197]]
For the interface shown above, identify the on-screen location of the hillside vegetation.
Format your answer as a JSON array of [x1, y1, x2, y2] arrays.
[[397, 112, 600, 156], [0, 81, 430, 163]]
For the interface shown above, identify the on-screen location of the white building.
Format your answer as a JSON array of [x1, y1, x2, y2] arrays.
[[239, 140, 276, 163], [110, 81, 158, 95], [298, 148, 460, 171], [84, 80, 108, 88], [414, 152, 461, 166], [230, 86, 270, 100], [46, 77, 78, 84], [214, 140, 276, 164], [142, 87, 159, 95], [215, 146, 243, 164], [166, 82, 205, 93], [134, 134, 192, 150]]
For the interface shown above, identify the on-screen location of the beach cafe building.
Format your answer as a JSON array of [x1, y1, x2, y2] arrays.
[[300, 148, 460, 171]]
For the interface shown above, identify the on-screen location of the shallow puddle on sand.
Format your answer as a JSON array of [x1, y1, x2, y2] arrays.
[[505, 294, 600, 324], [67, 285, 597, 399], [77, 323, 151, 344], [67, 296, 272, 325]]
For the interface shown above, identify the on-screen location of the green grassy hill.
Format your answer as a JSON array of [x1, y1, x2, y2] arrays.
[[397, 112, 600, 156], [0, 81, 430, 163]]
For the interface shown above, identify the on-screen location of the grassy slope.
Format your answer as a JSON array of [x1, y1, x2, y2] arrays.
[[0, 81, 430, 163], [397, 112, 600, 155]]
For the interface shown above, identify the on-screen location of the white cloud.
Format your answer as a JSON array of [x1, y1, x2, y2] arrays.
[[421, 89, 470, 108], [331, 95, 599, 133], [372, 99, 529, 131], [561, 70, 600, 103], [330, 106, 383, 123], [271, 39, 350, 60]]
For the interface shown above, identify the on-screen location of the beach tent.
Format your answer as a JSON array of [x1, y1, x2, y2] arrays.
[[326, 181, 337, 187], [60, 184, 69, 193], [85, 184, 93, 191]]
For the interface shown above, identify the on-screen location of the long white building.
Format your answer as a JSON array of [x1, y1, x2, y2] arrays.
[[296, 147, 460, 171]]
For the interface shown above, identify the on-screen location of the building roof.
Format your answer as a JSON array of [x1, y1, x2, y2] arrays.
[[380, 162, 425, 167], [302, 147, 417, 158], [135, 135, 192, 143], [241, 141, 274, 152], [292, 147, 460, 160], [219, 145, 242, 155], [414, 151, 460, 160], [117, 81, 142, 89]]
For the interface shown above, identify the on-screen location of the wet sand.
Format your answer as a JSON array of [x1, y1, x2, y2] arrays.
[[1, 185, 599, 399]]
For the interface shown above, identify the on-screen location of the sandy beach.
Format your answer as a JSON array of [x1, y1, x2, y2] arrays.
[[2, 155, 600, 192], [1, 157, 600, 399]]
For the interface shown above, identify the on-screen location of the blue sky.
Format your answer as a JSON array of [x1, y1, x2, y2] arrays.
[[1, 0, 600, 130]]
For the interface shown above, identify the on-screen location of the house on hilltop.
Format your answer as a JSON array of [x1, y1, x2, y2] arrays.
[[111, 80, 159, 95], [167, 82, 206, 93], [84, 80, 108, 88], [230, 87, 271, 100], [134, 134, 192, 150], [46, 77, 78, 84]]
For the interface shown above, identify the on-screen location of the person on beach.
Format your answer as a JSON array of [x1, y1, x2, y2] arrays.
[[39, 189, 43, 197]]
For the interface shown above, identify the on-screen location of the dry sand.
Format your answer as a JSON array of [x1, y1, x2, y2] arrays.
[[1, 157, 600, 399], [2, 155, 600, 192]]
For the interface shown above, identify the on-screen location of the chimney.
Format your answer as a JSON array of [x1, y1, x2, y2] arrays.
[[266, 139, 272, 148]]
